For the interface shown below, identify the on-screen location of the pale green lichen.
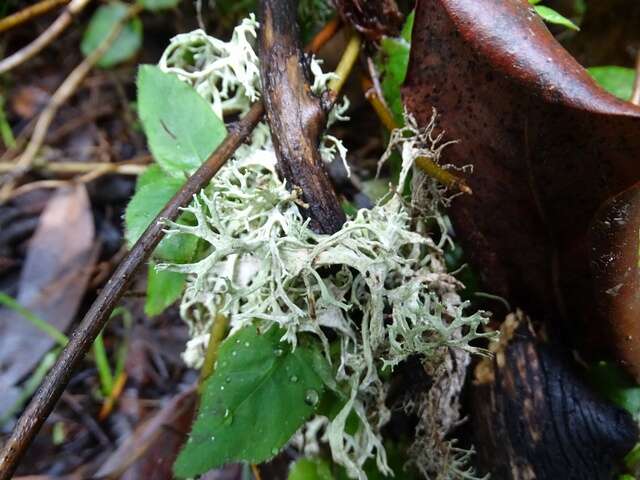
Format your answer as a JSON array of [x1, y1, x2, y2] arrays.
[[156, 17, 494, 480]]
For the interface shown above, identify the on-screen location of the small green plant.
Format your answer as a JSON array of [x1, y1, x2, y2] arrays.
[[124, 14, 494, 480], [529, 0, 580, 31], [588, 66, 637, 101]]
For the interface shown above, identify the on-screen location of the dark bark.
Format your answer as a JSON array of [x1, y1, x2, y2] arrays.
[[259, 0, 346, 234], [471, 317, 638, 480]]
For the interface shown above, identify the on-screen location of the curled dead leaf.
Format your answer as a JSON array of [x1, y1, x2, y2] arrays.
[[403, 0, 640, 373]]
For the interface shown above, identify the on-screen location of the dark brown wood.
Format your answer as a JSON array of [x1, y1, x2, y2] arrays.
[[0, 102, 264, 480], [259, 0, 346, 234], [471, 317, 638, 480]]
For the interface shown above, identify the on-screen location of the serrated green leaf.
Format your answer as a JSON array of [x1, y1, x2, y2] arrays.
[[173, 327, 329, 478], [138, 0, 180, 11], [136, 65, 227, 177], [81, 3, 142, 68], [145, 261, 185, 316], [288, 458, 334, 480], [534, 5, 579, 31], [588, 66, 636, 101]]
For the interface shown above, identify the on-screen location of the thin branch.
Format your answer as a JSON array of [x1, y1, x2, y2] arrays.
[[0, 102, 265, 480], [0, 17, 343, 477], [0, 0, 70, 33], [0, 161, 148, 175], [306, 16, 340, 54], [198, 313, 230, 393], [631, 50, 640, 106], [0, 0, 92, 74], [328, 33, 362, 94], [259, 0, 356, 233], [0, 3, 142, 202]]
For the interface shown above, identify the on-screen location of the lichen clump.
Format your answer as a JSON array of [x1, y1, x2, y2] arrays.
[[157, 17, 492, 479]]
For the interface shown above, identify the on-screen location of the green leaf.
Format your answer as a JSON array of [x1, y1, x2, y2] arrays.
[[288, 458, 334, 480], [376, 12, 414, 125], [81, 3, 142, 68], [589, 361, 640, 419], [124, 169, 183, 247], [400, 10, 414, 42], [137, 65, 227, 177], [173, 326, 329, 478], [138, 0, 180, 11], [125, 166, 199, 263], [534, 5, 579, 31], [145, 261, 185, 316], [588, 66, 636, 101]]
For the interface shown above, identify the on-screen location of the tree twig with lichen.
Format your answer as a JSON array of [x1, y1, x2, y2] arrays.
[[259, 0, 359, 233]]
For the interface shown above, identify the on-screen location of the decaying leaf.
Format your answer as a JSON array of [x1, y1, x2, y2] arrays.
[[403, 0, 640, 371], [0, 185, 96, 415], [472, 313, 638, 479], [94, 387, 196, 479], [589, 182, 640, 379], [331, 0, 402, 42]]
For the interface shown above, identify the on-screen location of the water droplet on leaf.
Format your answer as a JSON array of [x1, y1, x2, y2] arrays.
[[304, 389, 319, 406]]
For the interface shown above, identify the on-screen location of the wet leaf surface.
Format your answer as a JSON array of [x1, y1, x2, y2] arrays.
[[0, 185, 96, 415], [403, 0, 640, 362]]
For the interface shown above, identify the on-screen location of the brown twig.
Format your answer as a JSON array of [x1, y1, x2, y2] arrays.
[[306, 16, 340, 54], [0, 0, 70, 33], [0, 160, 147, 175], [259, 0, 352, 233], [0, 3, 142, 202], [0, 102, 265, 480], [0, 0, 92, 74], [631, 50, 640, 106], [0, 16, 344, 477]]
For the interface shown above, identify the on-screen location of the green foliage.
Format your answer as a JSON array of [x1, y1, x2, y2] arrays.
[[589, 361, 640, 419], [528, 0, 579, 31], [124, 167, 184, 247], [136, 65, 227, 177], [289, 458, 334, 480], [125, 166, 200, 315], [81, 2, 143, 68], [145, 262, 186, 316], [138, 0, 180, 11], [376, 11, 414, 125], [588, 66, 636, 101], [174, 326, 330, 478], [126, 65, 227, 314]]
